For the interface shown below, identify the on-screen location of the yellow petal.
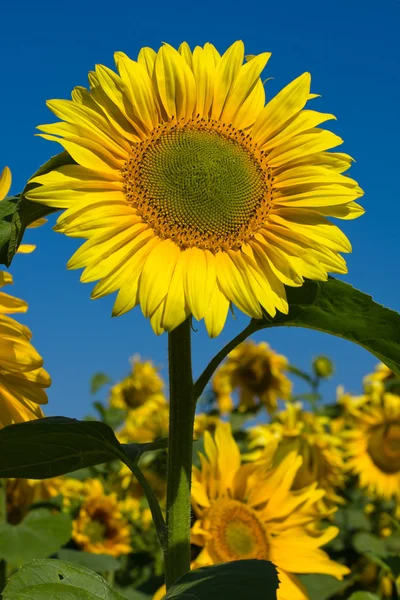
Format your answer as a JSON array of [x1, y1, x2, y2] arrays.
[[139, 239, 180, 317], [0, 166, 11, 200], [161, 253, 191, 332], [203, 282, 229, 338], [137, 46, 157, 78], [183, 248, 216, 321], [155, 44, 196, 121], [192, 45, 216, 116], [267, 129, 343, 168], [211, 41, 244, 120], [263, 110, 336, 151], [215, 251, 262, 318]]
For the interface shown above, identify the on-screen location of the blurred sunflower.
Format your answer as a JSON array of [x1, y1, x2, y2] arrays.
[[247, 403, 345, 506], [109, 356, 165, 411], [72, 479, 131, 557], [7, 477, 62, 524], [0, 271, 51, 428], [363, 362, 399, 398], [213, 340, 292, 413], [343, 393, 400, 500], [27, 41, 363, 337], [117, 396, 169, 444], [194, 412, 221, 438], [0, 166, 47, 254], [190, 423, 348, 600]]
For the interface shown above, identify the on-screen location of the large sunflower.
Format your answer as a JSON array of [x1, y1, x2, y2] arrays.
[[0, 271, 51, 428], [27, 41, 363, 337], [190, 423, 348, 600], [343, 392, 400, 501], [213, 340, 292, 413], [247, 403, 346, 506]]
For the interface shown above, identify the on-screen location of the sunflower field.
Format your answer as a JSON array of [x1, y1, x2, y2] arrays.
[[0, 39, 400, 600]]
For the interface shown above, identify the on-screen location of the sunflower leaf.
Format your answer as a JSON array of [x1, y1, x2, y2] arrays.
[[346, 594, 380, 600], [249, 278, 400, 376], [0, 151, 74, 267], [0, 417, 138, 478], [163, 560, 279, 599], [0, 510, 72, 566], [3, 559, 125, 599]]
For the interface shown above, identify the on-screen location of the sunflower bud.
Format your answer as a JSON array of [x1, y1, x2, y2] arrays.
[[312, 356, 334, 379]]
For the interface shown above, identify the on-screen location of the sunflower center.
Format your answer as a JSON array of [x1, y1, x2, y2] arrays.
[[368, 423, 400, 473], [205, 498, 269, 562], [123, 119, 272, 251], [237, 356, 273, 395]]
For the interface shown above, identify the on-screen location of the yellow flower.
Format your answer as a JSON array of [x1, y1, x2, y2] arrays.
[[72, 479, 131, 557], [118, 396, 169, 444], [343, 393, 400, 500], [0, 166, 46, 254], [7, 477, 62, 524], [247, 403, 345, 507], [213, 340, 292, 413], [109, 355, 165, 411], [27, 41, 363, 337], [58, 478, 86, 507], [363, 362, 398, 397], [194, 413, 222, 438], [0, 271, 51, 428], [191, 423, 348, 600]]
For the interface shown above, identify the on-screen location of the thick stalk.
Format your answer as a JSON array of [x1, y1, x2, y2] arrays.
[[0, 478, 7, 597], [165, 318, 195, 589]]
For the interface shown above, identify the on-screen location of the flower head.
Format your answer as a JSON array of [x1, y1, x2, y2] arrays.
[[0, 271, 51, 428], [109, 356, 165, 411], [343, 392, 400, 501], [248, 403, 346, 506], [7, 477, 62, 524], [191, 423, 348, 600], [28, 41, 363, 336], [213, 340, 291, 413], [72, 479, 131, 556]]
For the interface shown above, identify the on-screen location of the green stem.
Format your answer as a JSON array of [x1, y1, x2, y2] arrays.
[[165, 318, 195, 589], [0, 478, 7, 597]]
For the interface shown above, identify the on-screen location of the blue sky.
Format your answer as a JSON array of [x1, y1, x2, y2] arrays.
[[1, 0, 399, 419]]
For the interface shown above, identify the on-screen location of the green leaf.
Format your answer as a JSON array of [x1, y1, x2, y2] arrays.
[[384, 554, 400, 577], [298, 574, 351, 600], [249, 278, 400, 376], [57, 549, 120, 573], [0, 151, 73, 267], [352, 532, 388, 556], [0, 417, 130, 478], [114, 589, 152, 600], [163, 560, 279, 599], [347, 593, 380, 600], [0, 510, 72, 566], [90, 373, 112, 395], [3, 559, 125, 599]]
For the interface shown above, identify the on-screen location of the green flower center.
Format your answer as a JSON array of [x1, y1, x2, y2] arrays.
[[123, 119, 272, 251]]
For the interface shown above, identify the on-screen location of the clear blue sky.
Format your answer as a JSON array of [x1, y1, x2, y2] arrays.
[[1, 0, 399, 418]]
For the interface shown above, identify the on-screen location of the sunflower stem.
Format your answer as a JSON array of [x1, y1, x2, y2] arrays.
[[165, 318, 195, 589], [0, 479, 7, 597]]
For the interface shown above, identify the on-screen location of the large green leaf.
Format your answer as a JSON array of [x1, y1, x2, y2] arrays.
[[0, 151, 72, 266], [249, 278, 400, 375], [163, 560, 279, 600], [352, 532, 388, 556], [0, 510, 72, 566], [3, 559, 125, 599], [298, 574, 351, 600], [0, 417, 130, 478]]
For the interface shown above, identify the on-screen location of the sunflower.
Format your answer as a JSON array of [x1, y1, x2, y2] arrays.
[[0, 271, 51, 428], [189, 423, 348, 600], [72, 479, 132, 556], [109, 355, 165, 411], [7, 477, 62, 524], [343, 392, 400, 501], [363, 362, 399, 397], [247, 403, 345, 506], [213, 340, 292, 413], [193, 412, 221, 438], [0, 166, 46, 254], [27, 41, 363, 337]]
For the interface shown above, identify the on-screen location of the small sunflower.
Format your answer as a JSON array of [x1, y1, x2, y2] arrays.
[[109, 355, 165, 411], [194, 412, 221, 438], [0, 166, 46, 254], [72, 479, 132, 557], [213, 340, 292, 413], [363, 362, 399, 397], [247, 403, 346, 506], [190, 423, 348, 600], [27, 41, 363, 337], [343, 393, 400, 501], [117, 396, 169, 444], [7, 477, 62, 524], [0, 271, 51, 428]]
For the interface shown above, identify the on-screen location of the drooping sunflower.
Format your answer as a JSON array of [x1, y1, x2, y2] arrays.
[[343, 392, 400, 501], [27, 41, 363, 337], [0, 271, 51, 428], [189, 423, 348, 600], [0, 166, 46, 254], [72, 479, 132, 557], [247, 403, 346, 506], [213, 340, 292, 413], [109, 355, 165, 411]]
